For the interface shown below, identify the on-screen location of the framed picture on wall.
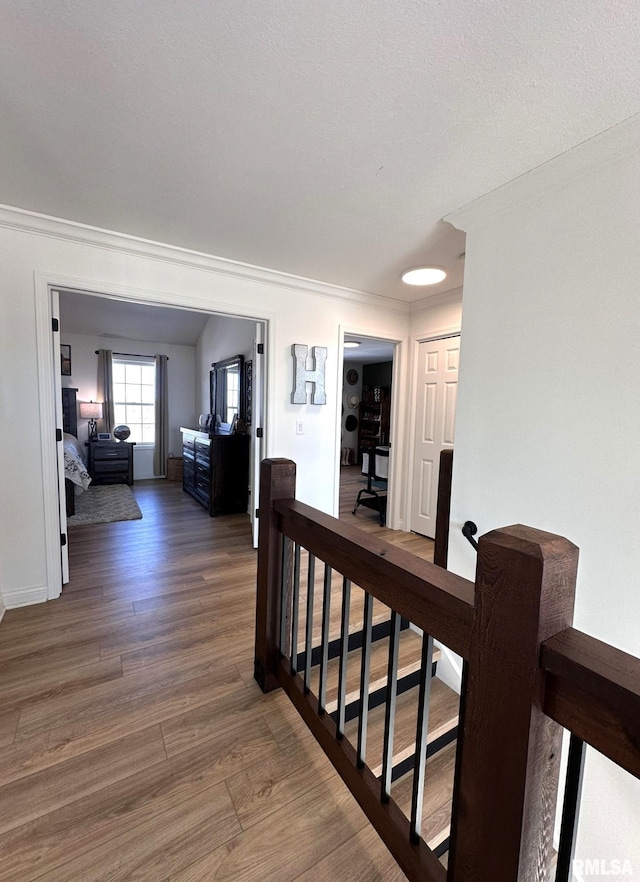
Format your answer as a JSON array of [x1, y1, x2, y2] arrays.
[[60, 344, 72, 376]]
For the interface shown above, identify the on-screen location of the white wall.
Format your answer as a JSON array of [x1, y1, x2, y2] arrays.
[[341, 362, 363, 460], [410, 288, 463, 341], [447, 121, 640, 875], [0, 207, 411, 607], [195, 314, 256, 419], [61, 332, 196, 479]]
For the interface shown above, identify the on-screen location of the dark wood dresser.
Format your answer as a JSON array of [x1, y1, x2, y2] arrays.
[[87, 440, 135, 485], [181, 427, 250, 516]]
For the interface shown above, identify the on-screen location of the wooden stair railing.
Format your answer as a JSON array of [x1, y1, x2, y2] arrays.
[[254, 458, 640, 882], [433, 447, 453, 569]]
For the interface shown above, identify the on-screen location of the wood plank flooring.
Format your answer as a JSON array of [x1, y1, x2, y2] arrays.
[[339, 465, 435, 559], [0, 472, 438, 881]]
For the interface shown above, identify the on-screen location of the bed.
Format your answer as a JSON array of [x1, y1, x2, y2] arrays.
[[62, 387, 92, 515], [64, 433, 91, 492]]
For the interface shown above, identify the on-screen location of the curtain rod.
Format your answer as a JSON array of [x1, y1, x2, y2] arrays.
[[95, 350, 169, 359]]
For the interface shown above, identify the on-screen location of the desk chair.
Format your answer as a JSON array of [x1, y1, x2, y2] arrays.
[[353, 446, 389, 526]]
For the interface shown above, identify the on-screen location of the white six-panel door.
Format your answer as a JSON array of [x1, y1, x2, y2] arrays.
[[410, 336, 459, 538]]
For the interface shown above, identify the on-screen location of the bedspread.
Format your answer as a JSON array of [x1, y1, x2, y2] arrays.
[[64, 433, 92, 491]]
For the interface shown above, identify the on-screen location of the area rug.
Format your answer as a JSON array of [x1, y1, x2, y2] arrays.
[[67, 485, 143, 526]]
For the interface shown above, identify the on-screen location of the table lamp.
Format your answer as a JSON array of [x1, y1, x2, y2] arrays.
[[79, 401, 104, 441]]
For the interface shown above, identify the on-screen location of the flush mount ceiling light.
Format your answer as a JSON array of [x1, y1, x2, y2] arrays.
[[401, 266, 447, 286], [344, 341, 361, 348]]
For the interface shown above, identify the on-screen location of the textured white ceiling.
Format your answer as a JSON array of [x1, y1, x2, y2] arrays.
[[3, 1, 640, 302], [58, 290, 211, 346]]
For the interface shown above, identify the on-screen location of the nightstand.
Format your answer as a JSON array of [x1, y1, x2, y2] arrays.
[[87, 440, 135, 485]]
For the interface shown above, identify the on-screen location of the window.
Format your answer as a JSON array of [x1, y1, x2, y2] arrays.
[[112, 356, 155, 445]]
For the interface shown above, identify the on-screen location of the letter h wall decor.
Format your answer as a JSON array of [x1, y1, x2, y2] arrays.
[[291, 344, 327, 405]]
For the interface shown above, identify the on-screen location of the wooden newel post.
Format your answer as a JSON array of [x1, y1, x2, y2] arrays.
[[254, 458, 296, 693], [434, 448, 454, 569], [448, 525, 578, 882]]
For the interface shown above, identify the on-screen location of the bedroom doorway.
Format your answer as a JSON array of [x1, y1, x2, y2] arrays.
[[51, 284, 267, 588]]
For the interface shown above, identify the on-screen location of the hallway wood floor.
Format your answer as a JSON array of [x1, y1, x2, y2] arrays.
[[0, 473, 434, 881], [339, 464, 435, 559]]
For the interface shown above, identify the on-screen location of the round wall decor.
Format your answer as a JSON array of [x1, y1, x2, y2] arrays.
[[346, 369, 359, 385], [345, 415, 358, 432]]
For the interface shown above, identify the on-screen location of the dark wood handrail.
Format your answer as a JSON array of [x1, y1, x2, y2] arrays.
[[541, 627, 640, 779], [273, 497, 475, 657], [254, 458, 640, 882]]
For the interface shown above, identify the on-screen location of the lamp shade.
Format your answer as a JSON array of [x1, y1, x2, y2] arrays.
[[79, 401, 104, 420]]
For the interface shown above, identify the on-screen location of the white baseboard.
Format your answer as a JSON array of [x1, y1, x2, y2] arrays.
[[2, 585, 49, 609]]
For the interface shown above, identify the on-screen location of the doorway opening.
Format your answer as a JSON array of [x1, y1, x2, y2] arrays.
[[340, 334, 395, 528], [51, 285, 266, 590]]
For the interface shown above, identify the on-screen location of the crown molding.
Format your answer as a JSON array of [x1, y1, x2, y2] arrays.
[[445, 112, 640, 232], [0, 204, 410, 315], [410, 286, 463, 314]]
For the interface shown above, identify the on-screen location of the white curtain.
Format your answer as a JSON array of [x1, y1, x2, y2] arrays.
[[96, 349, 114, 433], [153, 354, 169, 476]]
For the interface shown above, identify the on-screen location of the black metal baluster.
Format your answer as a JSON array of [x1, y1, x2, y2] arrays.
[[381, 610, 401, 801], [555, 734, 586, 882], [447, 660, 469, 873], [290, 543, 301, 674], [357, 591, 373, 767], [303, 553, 315, 694], [410, 632, 435, 842], [336, 576, 351, 739], [279, 537, 291, 657], [318, 564, 332, 714]]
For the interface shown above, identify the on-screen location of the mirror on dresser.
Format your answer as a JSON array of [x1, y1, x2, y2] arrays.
[[210, 354, 245, 433]]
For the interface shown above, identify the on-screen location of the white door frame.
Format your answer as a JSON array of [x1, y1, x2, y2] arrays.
[[250, 321, 266, 547], [35, 282, 67, 600], [35, 271, 272, 597], [51, 289, 70, 583]]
